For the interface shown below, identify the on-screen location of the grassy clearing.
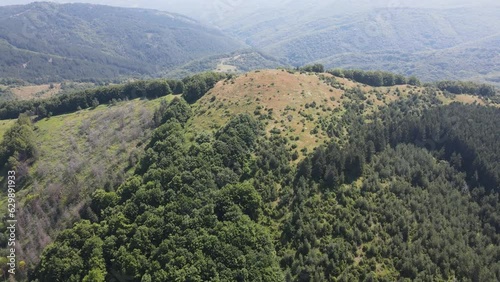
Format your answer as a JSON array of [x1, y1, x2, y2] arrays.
[[189, 70, 404, 157], [189, 70, 345, 156], [189, 69, 499, 161], [215, 60, 238, 73], [4, 82, 99, 101], [10, 84, 61, 100], [438, 93, 486, 105]]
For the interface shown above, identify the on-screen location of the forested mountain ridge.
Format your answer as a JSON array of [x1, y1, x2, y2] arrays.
[[166, 2, 499, 87], [260, 7, 500, 85], [315, 31, 500, 85], [0, 68, 499, 281], [165, 2, 500, 85], [163, 49, 286, 79], [2, 2, 499, 86], [0, 2, 243, 83]]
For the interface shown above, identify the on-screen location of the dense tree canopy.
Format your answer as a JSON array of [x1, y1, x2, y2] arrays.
[[0, 79, 182, 120], [33, 95, 500, 281], [433, 80, 497, 97], [34, 110, 285, 281], [328, 69, 419, 87], [299, 64, 325, 73], [17, 69, 500, 282], [0, 113, 37, 171], [182, 72, 230, 103]]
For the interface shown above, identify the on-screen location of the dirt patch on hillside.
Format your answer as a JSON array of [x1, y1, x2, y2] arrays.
[[11, 84, 61, 100]]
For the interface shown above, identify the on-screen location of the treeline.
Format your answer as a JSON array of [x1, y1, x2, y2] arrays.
[[0, 113, 37, 175], [299, 64, 325, 73], [0, 80, 175, 120], [327, 69, 421, 87], [293, 65, 421, 88], [0, 72, 227, 120], [182, 72, 231, 103], [0, 87, 15, 102], [0, 78, 28, 86], [433, 80, 496, 97]]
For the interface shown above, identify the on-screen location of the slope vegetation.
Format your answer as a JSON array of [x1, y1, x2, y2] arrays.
[[0, 2, 242, 83], [186, 2, 500, 85], [28, 70, 500, 281], [0, 97, 169, 276], [0, 69, 498, 281], [189, 69, 493, 156]]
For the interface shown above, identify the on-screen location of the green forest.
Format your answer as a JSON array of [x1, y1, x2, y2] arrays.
[[0, 1, 499, 281], [0, 2, 242, 83], [0, 68, 499, 281]]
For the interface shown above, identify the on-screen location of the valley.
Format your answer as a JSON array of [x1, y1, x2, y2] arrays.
[[0, 1, 499, 281]]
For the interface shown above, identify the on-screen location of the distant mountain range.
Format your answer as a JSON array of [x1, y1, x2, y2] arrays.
[[0, 2, 243, 83], [129, 1, 500, 85], [212, 5, 500, 85], [0, 2, 498, 86]]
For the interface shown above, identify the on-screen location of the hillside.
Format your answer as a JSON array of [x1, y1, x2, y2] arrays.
[[0, 96, 168, 277], [315, 32, 500, 85], [250, 8, 499, 59], [163, 49, 286, 79], [161, 2, 500, 85], [2, 2, 498, 85], [18, 69, 499, 281], [251, 8, 500, 85], [0, 2, 243, 83], [2, 2, 499, 86], [188, 69, 491, 155], [1, 69, 499, 281]]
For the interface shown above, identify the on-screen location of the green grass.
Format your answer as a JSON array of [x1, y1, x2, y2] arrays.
[[188, 70, 499, 163]]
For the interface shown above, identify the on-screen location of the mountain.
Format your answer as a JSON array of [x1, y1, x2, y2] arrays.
[[2, 2, 498, 85], [302, 9, 500, 85], [163, 49, 287, 78], [1, 2, 499, 281], [224, 6, 500, 85], [0, 68, 499, 280], [95, 0, 499, 26], [315, 33, 500, 85], [0, 2, 243, 83], [147, 1, 500, 85], [1, 1, 498, 84]]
